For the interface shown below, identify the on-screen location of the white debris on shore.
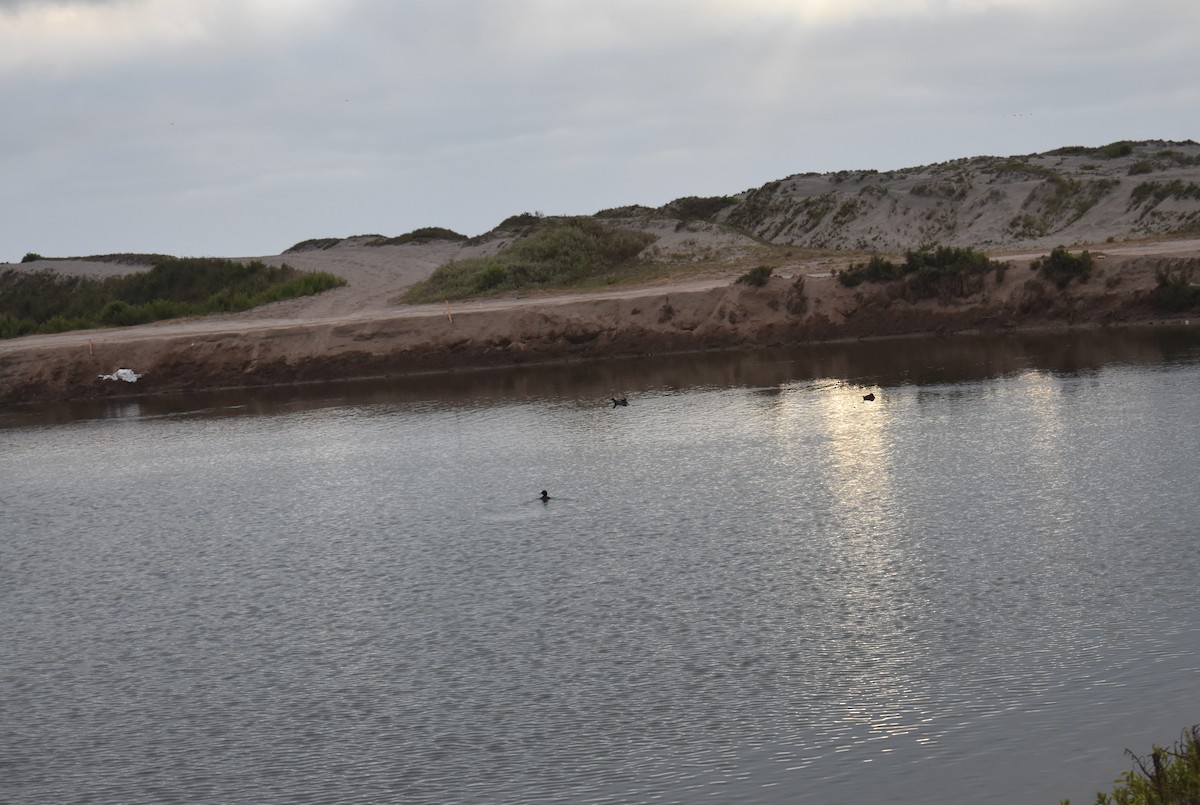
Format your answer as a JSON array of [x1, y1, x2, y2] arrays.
[[99, 368, 142, 382]]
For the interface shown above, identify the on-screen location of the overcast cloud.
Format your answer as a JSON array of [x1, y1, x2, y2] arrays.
[[2, 0, 1196, 260]]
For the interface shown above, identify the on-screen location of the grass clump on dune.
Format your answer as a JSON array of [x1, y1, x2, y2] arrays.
[[368, 227, 467, 247], [0, 257, 345, 339], [403, 217, 657, 303]]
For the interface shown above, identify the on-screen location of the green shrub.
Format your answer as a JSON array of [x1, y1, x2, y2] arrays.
[[663, 195, 737, 222], [20, 252, 44, 263], [495, 212, 542, 231], [0, 259, 345, 339], [369, 227, 467, 247], [285, 237, 342, 252], [474, 265, 507, 292], [1099, 140, 1136, 159], [1080, 726, 1200, 805], [99, 300, 137, 326], [832, 199, 862, 225], [1047, 145, 1094, 157], [837, 254, 905, 287], [1129, 180, 1200, 209], [835, 245, 999, 302], [404, 218, 656, 302], [0, 313, 35, 338], [1150, 265, 1199, 312], [910, 182, 966, 199], [1032, 246, 1093, 288], [735, 265, 774, 287], [1006, 175, 1118, 237], [593, 204, 655, 219], [838, 245, 996, 287]]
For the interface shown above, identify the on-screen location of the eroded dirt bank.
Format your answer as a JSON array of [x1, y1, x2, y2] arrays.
[[1, 251, 1196, 405]]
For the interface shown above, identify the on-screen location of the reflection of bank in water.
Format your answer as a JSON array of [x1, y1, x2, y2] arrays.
[[5, 326, 1198, 428]]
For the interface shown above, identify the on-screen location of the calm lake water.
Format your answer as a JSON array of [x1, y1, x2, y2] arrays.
[[3, 329, 1200, 805]]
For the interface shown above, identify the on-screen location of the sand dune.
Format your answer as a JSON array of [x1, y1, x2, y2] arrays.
[[4, 140, 1200, 405]]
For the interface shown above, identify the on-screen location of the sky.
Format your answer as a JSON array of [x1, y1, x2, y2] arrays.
[[2, 0, 1197, 261]]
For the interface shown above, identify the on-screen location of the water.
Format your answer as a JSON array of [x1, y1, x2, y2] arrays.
[[3, 330, 1200, 804]]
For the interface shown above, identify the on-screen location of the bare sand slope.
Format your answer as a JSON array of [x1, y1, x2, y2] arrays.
[[706, 140, 1200, 251], [2, 236, 1198, 405]]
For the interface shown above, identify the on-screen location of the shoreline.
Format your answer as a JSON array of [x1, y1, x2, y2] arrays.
[[2, 246, 1197, 406]]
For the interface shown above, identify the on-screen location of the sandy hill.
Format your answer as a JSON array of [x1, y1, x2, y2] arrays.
[[272, 138, 1200, 254], [238, 139, 1200, 319], [4, 140, 1200, 405], [12, 139, 1200, 319], [275, 139, 1200, 258], [649, 139, 1200, 252], [258, 139, 1200, 315]]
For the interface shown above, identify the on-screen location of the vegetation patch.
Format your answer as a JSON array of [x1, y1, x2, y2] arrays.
[[285, 238, 344, 252], [1047, 145, 1093, 157], [835, 244, 1000, 303], [85, 253, 175, 266], [1031, 246, 1093, 288], [1150, 264, 1199, 311], [19, 252, 172, 265], [1098, 140, 1136, 159], [1129, 180, 1200, 211], [368, 227, 467, 247], [910, 181, 968, 200], [1008, 176, 1118, 237], [985, 159, 1061, 182], [790, 193, 838, 235], [1172, 213, 1200, 236], [402, 217, 656, 303], [734, 265, 774, 287], [1071, 726, 1200, 805], [0, 257, 345, 339], [724, 180, 787, 235], [1154, 149, 1200, 168], [593, 205, 655, 219], [1052, 141, 1138, 160], [661, 195, 737, 222], [495, 212, 543, 231], [832, 199, 863, 226]]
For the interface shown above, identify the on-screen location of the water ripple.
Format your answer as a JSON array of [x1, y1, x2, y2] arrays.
[[2, 354, 1200, 804]]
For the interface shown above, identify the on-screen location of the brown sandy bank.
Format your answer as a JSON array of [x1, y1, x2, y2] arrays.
[[2, 242, 1198, 406]]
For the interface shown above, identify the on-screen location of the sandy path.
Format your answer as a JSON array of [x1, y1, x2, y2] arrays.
[[5, 237, 1197, 357], [995, 238, 1200, 262]]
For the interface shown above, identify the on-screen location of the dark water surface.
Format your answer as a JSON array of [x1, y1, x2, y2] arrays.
[[3, 329, 1200, 804]]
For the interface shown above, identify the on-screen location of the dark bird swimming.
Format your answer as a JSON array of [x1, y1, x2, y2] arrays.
[[612, 397, 628, 407], [863, 393, 876, 401]]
